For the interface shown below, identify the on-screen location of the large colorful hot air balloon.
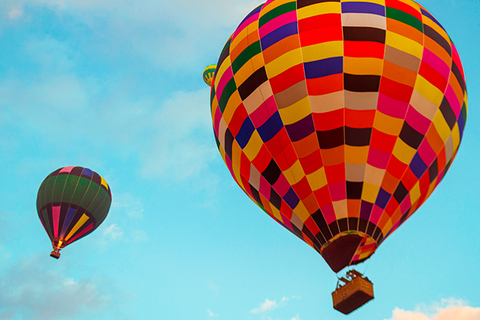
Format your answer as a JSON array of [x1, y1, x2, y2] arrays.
[[207, 0, 467, 308], [37, 166, 112, 259]]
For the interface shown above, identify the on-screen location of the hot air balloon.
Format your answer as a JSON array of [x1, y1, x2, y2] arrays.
[[37, 166, 112, 259], [203, 64, 217, 86], [206, 0, 467, 314]]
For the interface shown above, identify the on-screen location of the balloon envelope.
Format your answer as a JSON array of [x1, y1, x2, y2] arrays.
[[209, 0, 467, 272], [37, 166, 112, 258]]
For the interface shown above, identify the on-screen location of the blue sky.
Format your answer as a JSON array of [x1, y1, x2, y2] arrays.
[[0, 0, 479, 319]]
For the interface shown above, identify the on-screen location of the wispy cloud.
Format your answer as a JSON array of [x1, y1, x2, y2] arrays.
[[103, 224, 124, 240], [251, 296, 298, 314], [0, 256, 112, 320], [386, 298, 480, 320], [207, 308, 218, 319]]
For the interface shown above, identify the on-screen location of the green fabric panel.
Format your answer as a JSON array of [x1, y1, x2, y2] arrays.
[[259, 2, 296, 27], [41, 208, 52, 239], [218, 78, 237, 113], [386, 7, 423, 33], [37, 176, 57, 209], [51, 174, 68, 203], [232, 41, 262, 74], [70, 176, 91, 206], [61, 175, 80, 204], [78, 180, 100, 212], [87, 190, 111, 224]]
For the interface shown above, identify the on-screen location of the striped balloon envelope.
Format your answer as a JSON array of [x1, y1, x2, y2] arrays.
[[37, 166, 112, 259], [209, 0, 467, 272]]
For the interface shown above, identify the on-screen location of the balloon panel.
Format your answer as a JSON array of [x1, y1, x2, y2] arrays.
[[210, 0, 467, 272], [37, 166, 112, 248]]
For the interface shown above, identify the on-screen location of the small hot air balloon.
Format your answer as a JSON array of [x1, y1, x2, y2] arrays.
[[207, 0, 467, 313], [37, 166, 112, 259], [203, 64, 217, 86]]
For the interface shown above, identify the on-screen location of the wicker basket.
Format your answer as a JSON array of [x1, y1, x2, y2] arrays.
[[332, 275, 374, 314]]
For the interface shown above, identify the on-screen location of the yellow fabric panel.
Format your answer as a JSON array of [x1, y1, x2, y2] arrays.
[[301, 41, 343, 62], [409, 181, 421, 204], [65, 214, 89, 241], [265, 48, 302, 78], [293, 201, 311, 222], [242, 131, 263, 161], [451, 123, 461, 151], [270, 205, 283, 224], [392, 138, 416, 164], [306, 167, 328, 191], [279, 96, 311, 125], [385, 31, 423, 59], [283, 160, 305, 185], [373, 111, 403, 135], [432, 111, 452, 142], [345, 146, 369, 165], [344, 57, 383, 75], [100, 176, 109, 191], [297, 2, 341, 19], [362, 182, 381, 203], [414, 75, 444, 107], [231, 140, 243, 187]]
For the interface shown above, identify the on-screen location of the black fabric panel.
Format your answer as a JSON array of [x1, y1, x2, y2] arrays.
[[347, 181, 363, 199], [439, 98, 457, 130], [345, 127, 372, 146], [429, 158, 439, 182], [269, 188, 282, 210], [452, 61, 466, 92], [238, 67, 268, 100], [224, 128, 234, 159], [358, 218, 368, 233], [338, 218, 349, 232], [312, 210, 333, 240], [399, 122, 424, 149], [329, 221, 340, 236], [249, 183, 262, 205], [367, 222, 376, 237], [344, 74, 381, 92], [343, 27, 386, 43], [262, 159, 282, 185], [317, 127, 344, 149], [348, 217, 359, 231], [424, 24, 451, 56], [393, 182, 409, 204]]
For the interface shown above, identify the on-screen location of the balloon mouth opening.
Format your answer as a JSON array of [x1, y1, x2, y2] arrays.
[[320, 232, 378, 273]]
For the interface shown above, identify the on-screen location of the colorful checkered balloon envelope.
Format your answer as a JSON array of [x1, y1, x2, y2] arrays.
[[37, 166, 112, 259], [208, 0, 467, 272]]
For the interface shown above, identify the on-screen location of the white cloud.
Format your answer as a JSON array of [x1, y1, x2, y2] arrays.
[[8, 7, 23, 19], [103, 224, 124, 240], [0, 257, 112, 319], [251, 296, 298, 314], [207, 308, 218, 319], [386, 298, 480, 320]]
